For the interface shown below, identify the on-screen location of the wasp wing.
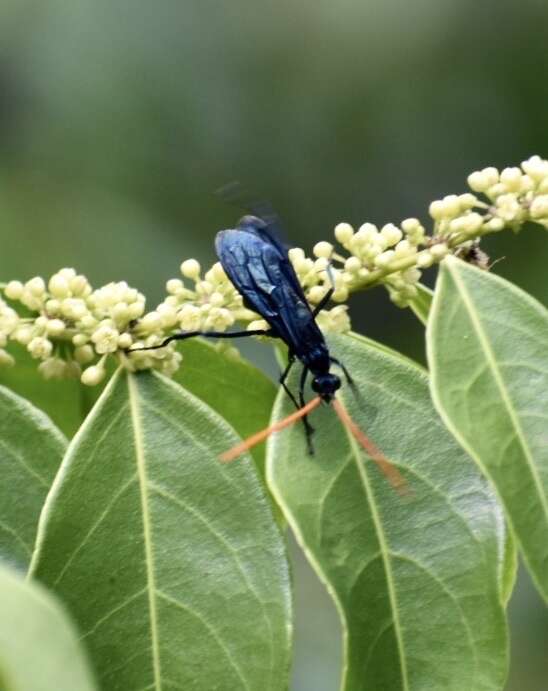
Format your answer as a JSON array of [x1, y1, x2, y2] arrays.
[[215, 227, 322, 356]]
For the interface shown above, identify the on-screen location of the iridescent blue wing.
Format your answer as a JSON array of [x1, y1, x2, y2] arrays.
[[215, 224, 323, 356]]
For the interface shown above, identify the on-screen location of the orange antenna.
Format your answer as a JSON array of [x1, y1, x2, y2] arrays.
[[220, 396, 322, 463], [331, 398, 408, 495]]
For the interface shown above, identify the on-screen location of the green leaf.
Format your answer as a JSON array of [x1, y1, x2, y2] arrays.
[[0, 385, 66, 571], [408, 282, 433, 326], [428, 256, 548, 601], [172, 338, 276, 472], [0, 344, 100, 438], [0, 562, 97, 691], [267, 332, 508, 691], [30, 369, 291, 691]]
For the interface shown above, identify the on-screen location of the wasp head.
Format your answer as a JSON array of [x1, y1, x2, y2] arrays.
[[311, 372, 341, 402]]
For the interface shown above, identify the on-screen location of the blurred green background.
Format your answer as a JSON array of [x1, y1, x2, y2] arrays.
[[0, 1, 547, 688]]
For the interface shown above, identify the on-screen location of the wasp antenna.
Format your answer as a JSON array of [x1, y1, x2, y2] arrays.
[[220, 396, 322, 463], [331, 398, 409, 496]]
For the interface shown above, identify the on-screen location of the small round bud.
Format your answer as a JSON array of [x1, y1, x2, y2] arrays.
[[380, 223, 403, 247], [0, 349, 15, 367], [74, 344, 95, 364], [166, 278, 184, 295], [72, 333, 89, 347], [429, 200, 445, 221], [247, 319, 269, 332], [117, 333, 133, 349], [430, 243, 449, 260], [81, 365, 106, 386], [209, 291, 225, 307], [374, 250, 395, 268], [69, 275, 90, 296], [416, 250, 434, 268], [344, 256, 362, 272], [48, 275, 70, 299], [500, 167, 522, 192], [180, 259, 201, 279], [27, 337, 53, 360], [442, 195, 460, 217], [4, 281, 24, 300], [334, 222, 354, 244], [308, 286, 327, 304], [46, 319, 66, 337], [313, 241, 333, 258], [530, 195, 548, 220], [38, 357, 67, 380], [26, 277, 46, 297]]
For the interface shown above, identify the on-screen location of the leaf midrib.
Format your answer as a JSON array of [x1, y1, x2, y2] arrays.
[[128, 374, 163, 691], [339, 396, 410, 691]]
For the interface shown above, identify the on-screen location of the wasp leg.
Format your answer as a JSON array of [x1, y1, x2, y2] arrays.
[[129, 329, 274, 352], [298, 365, 315, 455]]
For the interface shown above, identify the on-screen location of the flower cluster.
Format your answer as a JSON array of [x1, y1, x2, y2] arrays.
[[287, 155, 548, 307], [0, 156, 546, 384]]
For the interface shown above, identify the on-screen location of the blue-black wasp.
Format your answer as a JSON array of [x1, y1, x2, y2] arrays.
[[131, 208, 404, 490]]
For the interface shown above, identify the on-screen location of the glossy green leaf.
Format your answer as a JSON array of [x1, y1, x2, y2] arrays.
[[30, 369, 291, 691], [267, 332, 508, 691], [428, 256, 548, 601], [0, 385, 66, 570], [0, 344, 101, 438], [0, 562, 97, 691], [173, 338, 276, 471], [408, 282, 433, 326]]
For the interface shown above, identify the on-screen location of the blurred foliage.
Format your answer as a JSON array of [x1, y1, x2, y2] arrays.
[[0, 1, 547, 688]]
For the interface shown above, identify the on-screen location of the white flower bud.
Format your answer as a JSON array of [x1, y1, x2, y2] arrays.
[[4, 281, 24, 300], [380, 223, 403, 247], [521, 156, 548, 183], [416, 250, 434, 268], [530, 195, 548, 220], [127, 302, 145, 320], [334, 222, 354, 244], [495, 194, 523, 222], [38, 357, 67, 379], [344, 257, 362, 272], [355, 223, 378, 244], [458, 194, 477, 210], [332, 287, 349, 302], [467, 171, 489, 192], [117, 333, 133, 349], [28, 337, 53, 359], [209, 291, 225, 307], [394, 240, 416, 258], [429, 200, 445, 221], [484, 217, 505, 232], [307, 286, 327, 304], [166, 278, 184, 295], [156, 303, 179, 328], [0, 349, 15, 367], [69, 275, 90, 296], [313, 241, 334, 258], [374, 250, 395, 268], [442, 195, 460, 218], [26, 277, 46, 297], [180, 259, 201, 279], [48, 274, 70, 299], [13, 325, 34, 345], [430, 243, 449, 260], [247, 319, 269, 332], [46, 319, 66, 337], [74, 344, 95, 364], [72, 333, 89, 346], [61, 298, 88, 321], [81, 365, 106, 386], [500, 167, 522, 192]]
